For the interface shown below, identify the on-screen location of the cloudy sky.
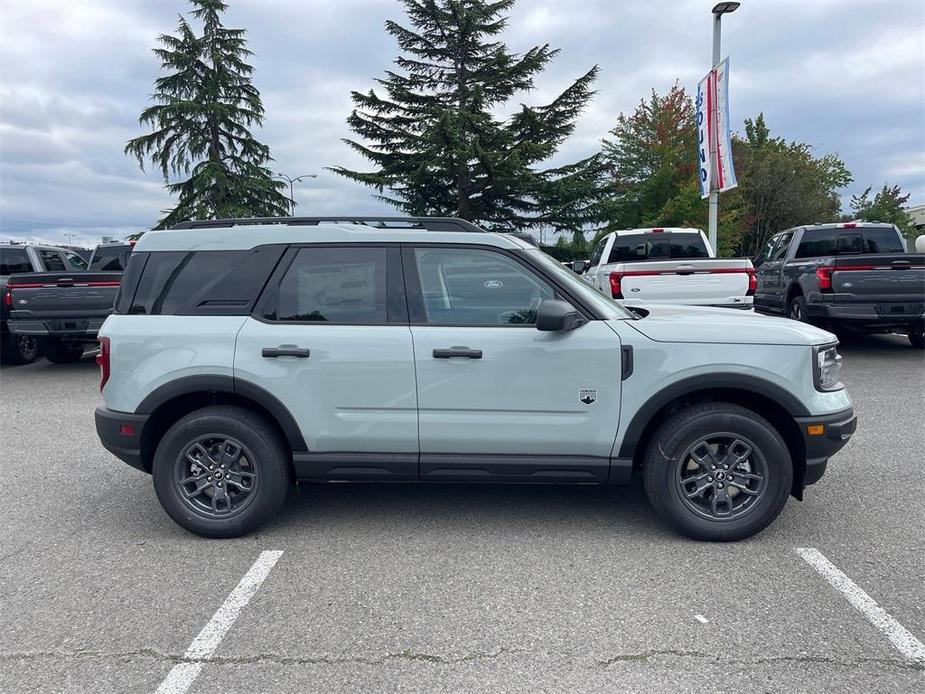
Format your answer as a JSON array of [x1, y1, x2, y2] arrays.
[[1, 0, 923, 245]]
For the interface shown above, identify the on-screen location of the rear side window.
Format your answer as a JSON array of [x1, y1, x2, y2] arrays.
[[0, 248, 31, 275], [38, 249, 66, 271], [796, 227, 905, 258], [607, 233, 709, 263], [90, 245, 132, 271], [267, 247, 388, 324], [126, 246, 285, 316], [64, 251, 88, 271]]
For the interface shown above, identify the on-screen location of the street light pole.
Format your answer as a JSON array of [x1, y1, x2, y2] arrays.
[[708, 2, 739, 254], [274, 173, 318, 215]]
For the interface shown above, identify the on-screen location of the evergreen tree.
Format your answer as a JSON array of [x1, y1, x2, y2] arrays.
[[126, 0, 288, 229], [331, 0, 600, 229]]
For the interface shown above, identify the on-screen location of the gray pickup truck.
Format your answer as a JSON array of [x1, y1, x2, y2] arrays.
[[753, 222, 924, 347], [5, 242, 130, 363], [1, 243, 92, 364]]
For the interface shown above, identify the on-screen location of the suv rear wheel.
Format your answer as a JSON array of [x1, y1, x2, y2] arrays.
[[152, 406, 293, 538], [643, 402, 793, 541], [909, 331, 924, 349]]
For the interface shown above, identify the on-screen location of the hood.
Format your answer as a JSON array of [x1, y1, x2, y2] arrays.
[[625, 303, 837, 346]]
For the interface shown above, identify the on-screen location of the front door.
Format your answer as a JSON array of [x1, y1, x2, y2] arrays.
[[404, 244, 622, 482], [234, 245, 418, 479]]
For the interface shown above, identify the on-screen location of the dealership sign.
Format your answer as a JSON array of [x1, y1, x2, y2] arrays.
[[696, 57, 737, 198]]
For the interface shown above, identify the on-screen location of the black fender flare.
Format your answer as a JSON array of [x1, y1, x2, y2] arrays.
[[136, 374, 307, 452], [617, 373, 810, 460]]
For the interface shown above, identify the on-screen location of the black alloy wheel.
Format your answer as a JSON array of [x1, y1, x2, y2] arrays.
[[675, 434, 767, 521], [174, 435, 259, 519]]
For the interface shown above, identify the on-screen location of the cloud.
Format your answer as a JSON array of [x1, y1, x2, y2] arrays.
[[0, 0, 923, 245]]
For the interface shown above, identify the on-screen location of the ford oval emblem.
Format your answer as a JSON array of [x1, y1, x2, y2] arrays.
[[484, 280, 503, 289], [630, 287, 641, 292]]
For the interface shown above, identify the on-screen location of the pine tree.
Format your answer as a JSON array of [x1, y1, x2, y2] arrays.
[[126, 0, 289, 229], [331, 0, 600, 229]]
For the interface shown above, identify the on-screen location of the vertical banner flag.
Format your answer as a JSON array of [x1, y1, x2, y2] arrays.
[[696, 57, 737, 199]]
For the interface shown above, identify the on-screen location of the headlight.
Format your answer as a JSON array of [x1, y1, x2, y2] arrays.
[[813, 344, 843, 392]]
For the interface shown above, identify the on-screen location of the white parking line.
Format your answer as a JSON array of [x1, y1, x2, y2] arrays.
[[155, 550, 284, 694], [796, 547, 925, 664]]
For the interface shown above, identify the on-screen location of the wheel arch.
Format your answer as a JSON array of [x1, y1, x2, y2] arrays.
[[135, 375, 306, 473], [785, 281, 804, 306], [618, 375, 809, 498]]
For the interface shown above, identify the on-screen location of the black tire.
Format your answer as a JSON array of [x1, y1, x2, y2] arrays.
[[643, 402, 793, 542], [152, 405, 292, 538], [788, 294, 808, 323], [1, 333, 40, 365], [909, 331, 924, 349], [39, 338, 84, 364]]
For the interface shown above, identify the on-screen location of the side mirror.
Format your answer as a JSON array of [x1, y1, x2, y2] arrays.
[[572, 260, 587, 274], [536, 300, 587, 332], [915, 235, 925, 253]]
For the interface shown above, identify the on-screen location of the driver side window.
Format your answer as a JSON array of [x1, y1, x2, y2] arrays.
[[412, 247, 554, 325]]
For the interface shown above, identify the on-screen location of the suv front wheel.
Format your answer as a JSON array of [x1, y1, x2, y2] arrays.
[[152, 406, 293, 538], [643, 402, 793, 541]]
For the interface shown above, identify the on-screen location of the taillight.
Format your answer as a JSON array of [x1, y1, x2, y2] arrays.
[[2, 287, 11, 306], [746, 268, 757, 296], [609, 272, 623, 299], [816, 267, 833, 292], [96, 336, 111, 391]]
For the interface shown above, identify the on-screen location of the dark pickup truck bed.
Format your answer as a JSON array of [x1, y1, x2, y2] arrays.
[[6, 272, 120, 362], [753, 222, 924, 347]]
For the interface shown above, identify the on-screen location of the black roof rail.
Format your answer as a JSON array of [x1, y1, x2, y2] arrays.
[[171, 216, 486, 233]]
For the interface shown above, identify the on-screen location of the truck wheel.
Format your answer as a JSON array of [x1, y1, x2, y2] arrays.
[[643, 402, 793, 542], [909, 331, 924, 349], [39, 338, 85, 364], [1, 334, 39, 365], [152, 406, 293, 538], [788, 295, 808, 323]]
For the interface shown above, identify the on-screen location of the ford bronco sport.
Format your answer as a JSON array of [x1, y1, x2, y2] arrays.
[[94, 217, 856, 541]]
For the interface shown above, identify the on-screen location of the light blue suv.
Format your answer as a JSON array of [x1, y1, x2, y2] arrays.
[[94, 217, 856, 540]]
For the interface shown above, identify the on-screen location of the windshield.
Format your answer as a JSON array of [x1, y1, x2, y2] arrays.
[[524, 248, 634, 320]]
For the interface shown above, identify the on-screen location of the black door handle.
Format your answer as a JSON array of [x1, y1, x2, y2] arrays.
[[433, 347, 482, 359], [262, 347, 310, 358]]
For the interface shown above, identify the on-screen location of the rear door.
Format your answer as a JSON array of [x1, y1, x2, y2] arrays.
[[754, 232, 792, 311], [583, 235, 611, 292], [234, 244, 419, 479], [404, 244, 622, 482]]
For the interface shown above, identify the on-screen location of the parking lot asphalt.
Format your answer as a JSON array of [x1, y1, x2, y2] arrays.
[[0, 335, 923, 693]]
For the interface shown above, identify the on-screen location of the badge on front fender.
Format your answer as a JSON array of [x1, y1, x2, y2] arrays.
[[579, 389, 597, 405]]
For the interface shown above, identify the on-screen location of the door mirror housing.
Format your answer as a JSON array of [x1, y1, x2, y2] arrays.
[[535, 300, 587, 332], [571, 260, 587, 274]]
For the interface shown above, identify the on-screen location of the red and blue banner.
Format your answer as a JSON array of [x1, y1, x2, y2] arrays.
[[696, 57, 737, 198]]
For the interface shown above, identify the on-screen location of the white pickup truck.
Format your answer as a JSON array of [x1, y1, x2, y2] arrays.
[[577, 227, 755, 309]]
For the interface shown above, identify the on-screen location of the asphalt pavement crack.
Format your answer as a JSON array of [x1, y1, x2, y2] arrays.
[[596, 650, 924, 672], [2, 647, 921, 673]]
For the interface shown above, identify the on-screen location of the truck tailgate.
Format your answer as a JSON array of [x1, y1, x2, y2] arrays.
[[609, 259, 753, 305], [828, 255, 925, 307], [7, 272, 120, 335]]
